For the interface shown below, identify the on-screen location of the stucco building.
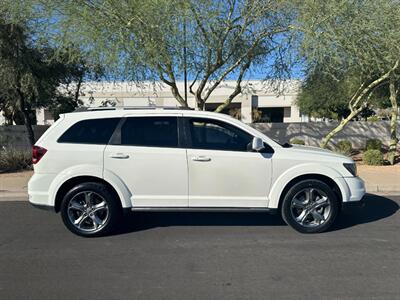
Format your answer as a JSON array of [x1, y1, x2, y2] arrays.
[[4, 80, 308, 125]]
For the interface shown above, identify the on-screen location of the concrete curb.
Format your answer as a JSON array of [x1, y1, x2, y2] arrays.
[[365, 185, 400, 194], [0, 192, 28, 201]]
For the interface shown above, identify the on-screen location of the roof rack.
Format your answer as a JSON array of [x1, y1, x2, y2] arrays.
[[74, 106, 194, 112]]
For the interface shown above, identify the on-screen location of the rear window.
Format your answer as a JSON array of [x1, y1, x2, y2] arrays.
[[58, 118, 121, 144], [121, 116, 178, 147]]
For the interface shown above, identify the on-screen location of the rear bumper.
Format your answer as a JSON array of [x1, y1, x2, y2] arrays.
[[29, 202, 55, 212], [28, 173, 54, 209]]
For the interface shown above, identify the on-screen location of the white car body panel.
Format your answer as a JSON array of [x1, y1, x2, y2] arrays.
[[28, 109, 366, 212], [104, 145, 188, 207], [187, 148, 272, 207]]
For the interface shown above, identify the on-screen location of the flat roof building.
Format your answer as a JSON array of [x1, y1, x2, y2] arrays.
[[2, 80, 308, 125]]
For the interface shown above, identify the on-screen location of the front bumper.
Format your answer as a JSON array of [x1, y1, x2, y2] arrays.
[[343, 176, 366, 202]]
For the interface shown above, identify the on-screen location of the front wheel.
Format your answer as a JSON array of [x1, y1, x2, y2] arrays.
[[60, 182, 121, 237], [281, 179, 339, 233]]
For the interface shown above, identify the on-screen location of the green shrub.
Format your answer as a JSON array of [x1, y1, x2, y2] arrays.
[[336, 140, 353, 156], [290, 138, 305, 145], [363, 149, 384, 166], [0, 148, 32, 172], [365, 139, 382, 151], [367, 115, 380, 122]]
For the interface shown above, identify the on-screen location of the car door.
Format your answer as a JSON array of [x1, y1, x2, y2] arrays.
[[103, 114, 188, 207], [184, 117, 272, 208]]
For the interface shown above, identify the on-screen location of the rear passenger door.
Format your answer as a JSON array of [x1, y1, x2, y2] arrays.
[[104, 115, 188, 207]]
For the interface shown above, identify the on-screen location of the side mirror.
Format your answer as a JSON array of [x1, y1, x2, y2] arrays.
[[252, 137, 265, 152]]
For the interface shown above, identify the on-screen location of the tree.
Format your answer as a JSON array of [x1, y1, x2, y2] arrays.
[[296, 69, 351, 120], [0, 18, 97, 145], [0, 21, 42, 145], [297, 69, 392, 121], [12, 0, 296, 112], [297, 0, 400, 154]]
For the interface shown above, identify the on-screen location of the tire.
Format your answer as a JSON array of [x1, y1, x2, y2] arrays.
[[60, 182, 121, 237], [281, 179, 339, 233]]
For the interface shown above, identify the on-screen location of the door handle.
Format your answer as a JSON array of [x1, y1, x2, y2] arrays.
[[192, 156, 211, 162], [109, 153, 130, 159]]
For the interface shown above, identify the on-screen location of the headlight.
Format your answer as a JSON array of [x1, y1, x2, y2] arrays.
[[343, 163, 357, 176]]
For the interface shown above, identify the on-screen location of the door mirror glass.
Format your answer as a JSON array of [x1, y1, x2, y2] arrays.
[[252, 137, 265, 152]]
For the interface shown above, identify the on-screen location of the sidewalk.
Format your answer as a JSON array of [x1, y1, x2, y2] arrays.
[[357, 164, 400, 194], [0, 166, 399, 201], [0, 170, 33, 200]]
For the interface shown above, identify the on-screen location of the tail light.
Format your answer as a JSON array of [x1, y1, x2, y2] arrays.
[[32, 146, 47, 164]]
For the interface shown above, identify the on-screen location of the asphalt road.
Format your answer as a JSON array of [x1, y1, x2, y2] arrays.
[[0, 194, 399, 300]]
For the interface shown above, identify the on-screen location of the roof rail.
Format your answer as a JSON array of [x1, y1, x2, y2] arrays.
[[74, 105, 194, 112]]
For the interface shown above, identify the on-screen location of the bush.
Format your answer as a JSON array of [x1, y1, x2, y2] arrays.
[[336, 140, 353, 156], [0, 148, 32, 172], [290, 138, 305, 145], [365, 139, 382, 151], [363, 149, 384, 166], [367, 115, 380, 122]]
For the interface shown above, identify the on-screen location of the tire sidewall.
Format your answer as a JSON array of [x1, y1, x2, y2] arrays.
[[60, 182, 121, 237], [281, 179, 339, 233]]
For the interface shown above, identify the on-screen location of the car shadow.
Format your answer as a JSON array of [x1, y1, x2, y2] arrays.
[[330, 193, 399, 231], [112, 194, 399, 235]]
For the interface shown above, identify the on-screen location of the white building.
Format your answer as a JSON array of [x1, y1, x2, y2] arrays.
[[4, 80, 308, 125]]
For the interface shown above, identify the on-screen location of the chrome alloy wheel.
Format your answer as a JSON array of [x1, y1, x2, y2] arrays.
[[290, 187, 331, 228], [67, 191, 109, 232]]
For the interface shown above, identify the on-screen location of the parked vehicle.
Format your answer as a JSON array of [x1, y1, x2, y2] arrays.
[[28, 107, 365, 236]]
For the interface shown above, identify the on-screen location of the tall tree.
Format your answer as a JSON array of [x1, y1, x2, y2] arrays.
[[11, 0, 297, 111], [0, 18, 97, 145], [297, 0, 400, 151]]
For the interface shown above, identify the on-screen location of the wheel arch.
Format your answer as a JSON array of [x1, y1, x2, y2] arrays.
[[49, 165, 132, 213], [276, 174, 343, 211], [54, 176, 122, 213], [268, 164, 350, 210]]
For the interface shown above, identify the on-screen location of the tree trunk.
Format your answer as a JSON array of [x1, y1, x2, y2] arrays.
[[16, 89, 35, 146], [197, 100, 205, 111], [320, 107, 363, 148], [320, 61, 399, 148], [388, 78, 398, 165]]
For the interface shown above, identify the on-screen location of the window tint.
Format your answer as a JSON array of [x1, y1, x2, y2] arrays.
[[188, 118, 253, 151], [58, 118, 121, 144], [121, 117, 178, 147]]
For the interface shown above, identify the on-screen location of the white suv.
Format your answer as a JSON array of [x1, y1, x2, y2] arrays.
[[28, 107, 365, 236]]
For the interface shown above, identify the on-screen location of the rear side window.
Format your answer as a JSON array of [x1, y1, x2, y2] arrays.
[[121, 116, 178, 147], [58, 118, 121, 144]]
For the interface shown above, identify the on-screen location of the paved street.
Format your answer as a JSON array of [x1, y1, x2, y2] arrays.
[[0, 194, 399, 300]]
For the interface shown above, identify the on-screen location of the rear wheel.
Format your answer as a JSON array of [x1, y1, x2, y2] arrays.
[[281, 179, 339, 233], [60, 182, 121, 237]]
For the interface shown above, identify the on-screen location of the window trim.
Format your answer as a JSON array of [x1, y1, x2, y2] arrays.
[[109, 116, 182, 148]]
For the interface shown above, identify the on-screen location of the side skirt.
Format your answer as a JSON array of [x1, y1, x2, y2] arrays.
[[130, 207, 278, 214]]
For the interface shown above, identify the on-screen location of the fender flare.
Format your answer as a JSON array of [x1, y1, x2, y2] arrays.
[[268, 163, 350, 209], [48, 164, 132, 208]]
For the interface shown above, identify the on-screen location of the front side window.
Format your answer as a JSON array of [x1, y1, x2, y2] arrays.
[[121, 116, 178, 147], [188, 118, 253, 151], [58, 118, 121, 144]]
